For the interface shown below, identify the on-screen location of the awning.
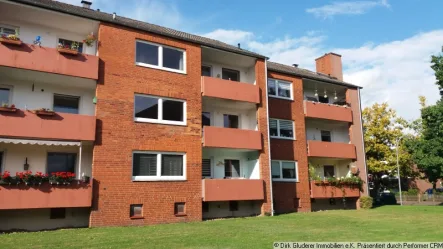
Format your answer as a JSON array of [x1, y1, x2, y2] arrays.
[[0, 138, 80, 146]]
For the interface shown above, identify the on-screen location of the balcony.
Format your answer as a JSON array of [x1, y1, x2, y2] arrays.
[[0, 181, 92, 210], [310, 181, 360, 198], [0, 110, 96, 141], [202, 179, 264, 202], [304, 101, 352, 123], [307, 141, 356, 159], [202, 126, 262, 150], [201, 76, 260, 104], [0, 42, 99, 80]]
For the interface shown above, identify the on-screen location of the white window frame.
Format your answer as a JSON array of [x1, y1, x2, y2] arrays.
[[271, 160, 298, 182], [268, 78, 293, 100], [132, 151, 186, 181], [0, 85, 13, 106], [134, 94, 187, 126], [57, 37, 84, 53], [269, 118, 295, 140], [135, 40, 187, 74], [52, 93, 81, 114], [0, 24, 18, 36]]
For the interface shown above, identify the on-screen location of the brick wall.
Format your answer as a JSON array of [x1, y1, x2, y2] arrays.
[[90, 23, 203, 227], [267, 71, 311, 213]]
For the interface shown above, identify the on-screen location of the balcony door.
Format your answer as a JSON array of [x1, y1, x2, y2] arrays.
[[323, 165, 335, 178], [47, 152, 76, 175], [224, 159, 240, 178], [222, 68, 240, 82], [0, 151, 3, 172]]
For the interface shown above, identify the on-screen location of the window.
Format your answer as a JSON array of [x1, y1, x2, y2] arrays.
[[47, 153, 76, 175], [202, 159, 211, 178], [229, 201, 239, 211], [223, 114, 239, 128], [130, 204, 143, 218], [0, 151, 3, 172], [321, 130, 332, 142], [0, 87, 11, 105], [202, 202, 209, 213], [318, 96, 329, 104], [202, 112, 211, 127], [201, 65, 211, 77], [222, 68, 240, 81], [134, 94, 186, 126], [0, 25, 17, 36], [271, 160, 298, 181], [269, 119, 294, 139], [59, 38, 83, 53], [224, 159, 240, 178], [53, 94, 80, 114], [174, 202, 186, 216], [135, 40, 186, 73], [132, 152, 186, 181], [50, 208, 66, 219], [324, 165, 335, 178], [268, 79, 293, 100]]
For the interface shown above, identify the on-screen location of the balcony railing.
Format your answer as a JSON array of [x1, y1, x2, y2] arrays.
[[304, 100, 353, 123], [202, 126, 262, 150], [0, 42, 98, 80], [202, 179, 264, 202], [0, 181, 92, 210], [201, 76, 260, 103], [0, 110, 96, 141], [310, 181, 360, 198], [307, 140, 357, 159]]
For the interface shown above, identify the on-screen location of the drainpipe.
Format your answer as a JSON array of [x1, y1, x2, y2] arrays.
[[264, 59, 274, 215], [78, 142, 83, 180], [358, 88, 369, 195]]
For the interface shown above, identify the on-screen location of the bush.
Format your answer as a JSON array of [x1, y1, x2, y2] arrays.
[[360, 196, 373, 209], [407, 188, 419, 195]]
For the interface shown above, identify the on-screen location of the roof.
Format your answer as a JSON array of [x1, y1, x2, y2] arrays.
[[7, 0, 267, 59], [267, 61, 361, 89]]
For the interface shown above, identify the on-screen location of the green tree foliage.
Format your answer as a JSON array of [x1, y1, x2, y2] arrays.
[[362, 103, 414, 176]]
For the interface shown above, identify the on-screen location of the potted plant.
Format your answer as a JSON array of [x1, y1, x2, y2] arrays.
[[57, 42, 79, 55], [0, 29, 22, 46], [0, 171, 11, 185], [35, 108, 55, 116], [0, 103, 17, 112], [21, 171, 34, 185], [50, 172, 75, 185], [83, 33, 96, 47], [34, 172, 48, 185]]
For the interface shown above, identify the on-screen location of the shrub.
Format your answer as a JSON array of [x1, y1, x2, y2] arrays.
[[360, 196, 373, 209], [407, 188, 419, 195]]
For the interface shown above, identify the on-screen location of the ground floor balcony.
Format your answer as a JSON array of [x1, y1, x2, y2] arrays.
[[310, 181, 360, 199]]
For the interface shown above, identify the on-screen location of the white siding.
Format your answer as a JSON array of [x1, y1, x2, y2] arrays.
[[203, 104, 257, 131], [202, 149, 260, 179], [305, 120, 350, 143], [309, 158, 353, 179], [202, 61, 256, 84]]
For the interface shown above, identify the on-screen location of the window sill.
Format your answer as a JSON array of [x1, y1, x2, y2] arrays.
[[272, 179, 299, 183], [269, 95, 293, 101], [175, 213, 187, 217], [135, 62, 187, 75], [130, 216, 144, 220], [134, 118, 187, 126], [270, 136, 295, 141]]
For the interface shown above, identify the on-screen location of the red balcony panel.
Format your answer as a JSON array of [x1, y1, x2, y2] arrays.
[[202, 179, 264, 202], [307, 140, 356, 159], [304, 101, 352, 123], [310, 181, 360, 198], [0, 43, 98, 80], [201, 76, 260, 103], [0, 110, 96, 141], [0, 181, 92, 210], [203, 126, 262, 150]]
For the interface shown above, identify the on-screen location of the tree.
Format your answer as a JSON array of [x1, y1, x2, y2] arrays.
[[362, 103, 414, 177]]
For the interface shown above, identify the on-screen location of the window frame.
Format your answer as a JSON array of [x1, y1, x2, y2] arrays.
[[174, 202, 186, 216], [0, 24, 18, 36], [202, 158, 212, 178], [132, 151, 186, 181], [268, 78, 293, 100], [320, 130, 332, 142], [222, 68, 240, 82], [0, 85, 13, 106], [323, 165, 336, 178], [130, 204, 143, 219], [269, 118, 295, 140], [53, 93, 80, 114], [201, 65, 212, 77], [46, 152, 77, 175], [58, 37, 84, 53], [135, 40, 187, 74], [134, 94, 187, 126], [271, 160, 298, 182]]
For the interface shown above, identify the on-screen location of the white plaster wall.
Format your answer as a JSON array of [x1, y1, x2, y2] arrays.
[[0, 208, 89, 231], [202, 149, 260, 179], [303, 88, 346, 103], [203, 105, 257, 131], [309, 158, 353, 179], [202, 61, 256, 84], [202, 201, 261, 219], [305, 120, 350, 143], [0, 78, 95, 116], [0, 143, 93, 178]]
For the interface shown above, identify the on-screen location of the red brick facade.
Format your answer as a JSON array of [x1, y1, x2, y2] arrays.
[[267, 72, 312, 213]]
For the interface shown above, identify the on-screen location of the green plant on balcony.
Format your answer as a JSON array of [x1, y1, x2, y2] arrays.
[[0, 103, 17, 112], [308, 164, 321, 181], [35, 108, 55, 116], [49, 172, 76, 185], [0, 171, 12, 185], [0, 29, 22, 46], [57, 42, 80, 55], [315, 176, 364, 197], [83, 33, 96, 47]]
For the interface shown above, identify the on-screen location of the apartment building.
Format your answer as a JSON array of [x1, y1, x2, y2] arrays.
[[0, 0, 367, 231]]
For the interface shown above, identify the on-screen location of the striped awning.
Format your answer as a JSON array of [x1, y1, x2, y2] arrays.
[[0, 138, 80, 146]]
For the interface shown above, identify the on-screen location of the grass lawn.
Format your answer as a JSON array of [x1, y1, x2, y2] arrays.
[[1, 206, 442, 249]]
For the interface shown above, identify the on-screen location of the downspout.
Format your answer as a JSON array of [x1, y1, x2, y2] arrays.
[[264, 59, 274, 215], [358, 88, 369, 195]]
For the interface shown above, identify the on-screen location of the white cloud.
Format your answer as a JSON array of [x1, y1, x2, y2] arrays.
[[306, 0, 390, 19], [202, 29, 254, 46]]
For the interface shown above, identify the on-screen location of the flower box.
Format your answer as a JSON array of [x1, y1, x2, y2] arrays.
[[0, 38, 22, 46], [0, 106, 17, 113], [57, 48, 79, 55], [36, 110, 55, 116]]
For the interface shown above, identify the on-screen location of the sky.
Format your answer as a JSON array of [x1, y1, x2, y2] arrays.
[[60, 0, 443, 120]]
